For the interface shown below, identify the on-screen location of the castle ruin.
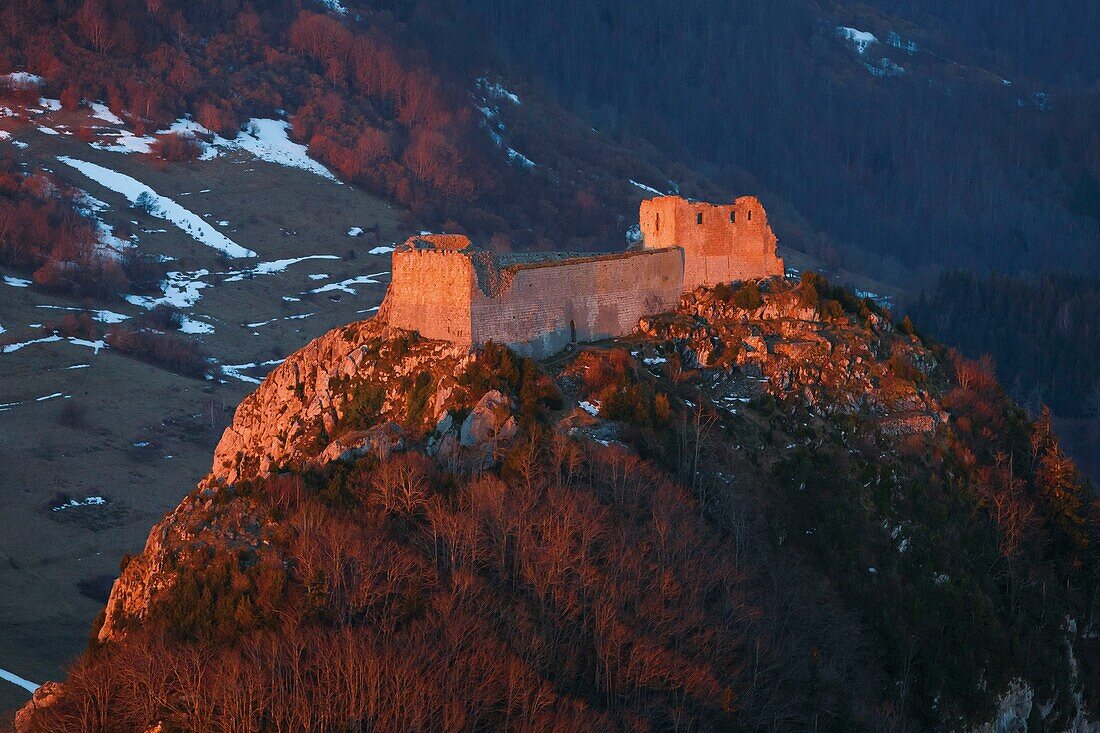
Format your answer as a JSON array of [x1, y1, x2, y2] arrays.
[[380, 196, 783, 357]]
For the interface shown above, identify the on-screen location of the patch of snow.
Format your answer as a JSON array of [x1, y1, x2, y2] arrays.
[[625, 224, 642, 244], [316, 0, 348, 14], [476, 78, 521, 105], [217, 220, 229, 227], [231, 119, 340, 182], [11, 140, 28, 149], [368, 245, 395, 255], [73, 190, 131, 255], [579, 400, 601, 417], [125, 269, 210, 310], [629, 179, 663, 195], [178, 316, 214, 335], [643, 356, 667, 365], [221, 358, 283, 385], [67, 364, 90, 370], [68, 338, 107, 354], [34, 305, 130, 324], [75, 190, 110, 213], [246, 312, 314, 328], [507, 147, 536, 168], [0, 667, 39, 693], [347, 226, 363, 237], [836, 26, 877, 54], [36, 126, 60, 136], [3, 334, 62, 353], [38, 98, 62, 112], [0, 131, 9, 141], [282, 296, 301, 302], [52, 496, 106, 511], [2, 72, 44, 89], [220, 255, 340, 283], [94, 310, 129, 324], [308, 272, 387, 295], [87, 101, 124, 125], [91, 129, 155, 154], [308, 273, 330, 281], [3, 276, 31, 288], [57, 157, 256, 258], [34, 391, 67, 402]]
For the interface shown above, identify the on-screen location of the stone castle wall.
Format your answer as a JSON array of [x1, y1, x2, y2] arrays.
[[470, 248, 683, 358], [640, 195, 784, 290], [382, 197, 783, 358]]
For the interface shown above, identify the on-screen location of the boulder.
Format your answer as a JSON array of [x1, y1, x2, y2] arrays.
[[460, 390, 518, 447], [316, 422, 404, 465]]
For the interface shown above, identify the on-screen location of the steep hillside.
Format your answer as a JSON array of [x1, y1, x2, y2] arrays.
[[13, 276, 1098, 732]]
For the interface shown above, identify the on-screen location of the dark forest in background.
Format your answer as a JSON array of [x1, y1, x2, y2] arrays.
[[908, 271, 1100, 480], [429, 0, 1100, 281]]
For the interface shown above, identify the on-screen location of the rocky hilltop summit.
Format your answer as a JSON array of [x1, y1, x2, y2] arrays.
[[15, 275, 1099, 733]]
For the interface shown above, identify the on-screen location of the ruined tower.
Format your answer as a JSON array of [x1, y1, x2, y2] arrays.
[[639, 196, 784, 291]]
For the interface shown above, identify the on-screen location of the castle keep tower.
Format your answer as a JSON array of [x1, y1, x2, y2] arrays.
[[639, 195, 784, 291]]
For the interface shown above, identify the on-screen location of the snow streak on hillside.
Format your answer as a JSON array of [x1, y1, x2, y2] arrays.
[[56, 157, 256, 258]]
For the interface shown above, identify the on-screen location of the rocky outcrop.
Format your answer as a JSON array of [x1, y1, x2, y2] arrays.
[[639, 285, 948, 434], [459, 390, 518, 447], [14, 682, 64, 733], [96, 487, 271, 642], [315, 421, 404, 465], [430, 390, 519, 469], [210, 319, 470, 486]]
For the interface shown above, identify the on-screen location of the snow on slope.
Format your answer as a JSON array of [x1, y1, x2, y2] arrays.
[[56, 157, 256, 258], [85, 113, 339, 180], [837, 26, 877, 54], [308, 272, 388, 295], [0, 667, 39, 693], [223, 255, 341, 282], [315, 0, 348, 15], [88, 102, 124, 125], [1, 72, 43, 89], [125, 270, 210, 310], [233, 119, 341, 182]]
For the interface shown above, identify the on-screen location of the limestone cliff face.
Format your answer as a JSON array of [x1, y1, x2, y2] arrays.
[[210, 319, 471, 486], [97, 318, 472, 644], [96, 488, 271, 642]]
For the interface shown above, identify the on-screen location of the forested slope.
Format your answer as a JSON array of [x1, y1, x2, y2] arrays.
[[12, 277, 1099, 731]]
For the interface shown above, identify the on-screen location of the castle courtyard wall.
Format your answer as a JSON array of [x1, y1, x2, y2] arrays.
[[471, 248, 684, 358]]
